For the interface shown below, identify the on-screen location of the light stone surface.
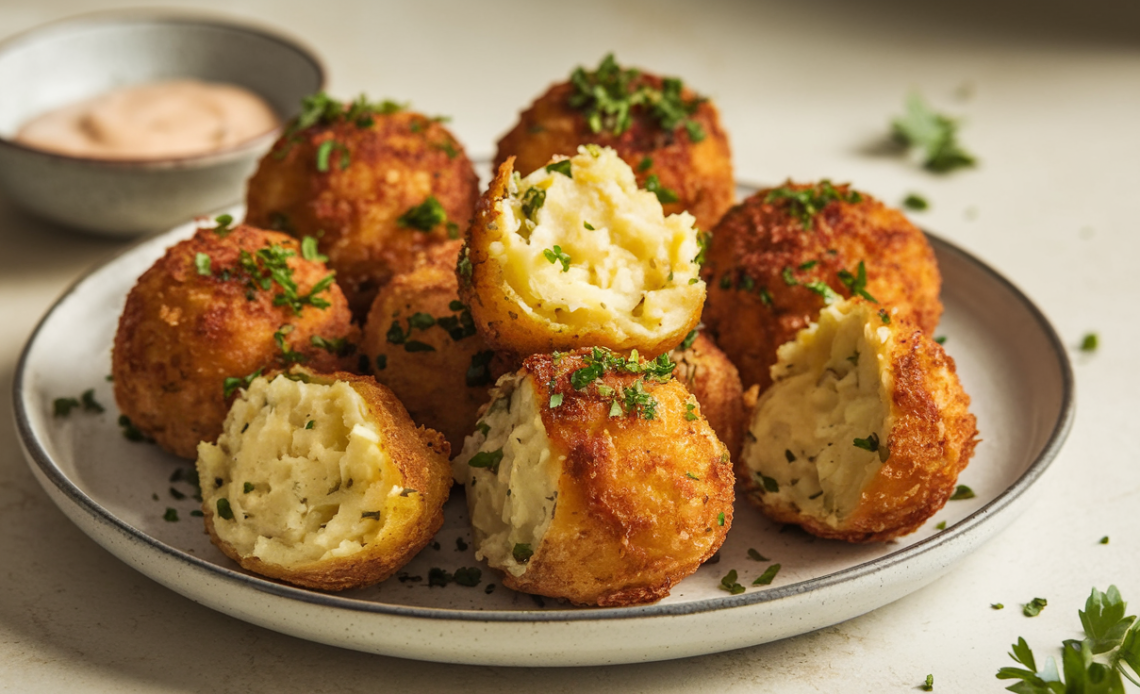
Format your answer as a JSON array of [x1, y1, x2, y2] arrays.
[[1, 0, 1138, 690]]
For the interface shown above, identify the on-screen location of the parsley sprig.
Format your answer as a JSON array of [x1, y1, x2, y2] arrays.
[[398, 196, 459, 238], [997, 586, 1140, 692], [237, 243, 335, 316], [765, 181, 863, 230], [567, 54, 705, 141], [892, 93, 977, 173]]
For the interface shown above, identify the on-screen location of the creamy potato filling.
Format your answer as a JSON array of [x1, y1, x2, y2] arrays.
[[743, 300, 895, 526], [489, 145, 704, 342], [456, 374, 559, 577], [197, 375, 402, 567]]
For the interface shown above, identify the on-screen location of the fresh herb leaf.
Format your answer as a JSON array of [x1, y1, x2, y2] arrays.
[[719, 569, 746, 595], [213, 214, 234, 236], [1023, 597, 1048, 617], [765, 180, 862, 230], [545, 160, 572, 178], [512, 543, 533, 563], [53, 397, 80, 417], [543, 245, 572, 272], [163, 508, 179, 522], [747, 549, 769, 562], [301, 236, 328, 262], [567, 54, 705, 140], [1081, 333, 1099, 352], [453, 567, 481, 587], [195, 252, 212, 276], [644, 174, 679, 204], [837, 260, 878, 302], [891, 93, 977, 173], [466, 350, 495, 387], [468, 449, 504, 474], [397, 196, 448, 232], [950, 485, 975, 500], [904, 193, 930, 211], [223, 368, 263, 399], [216, 498, 234, 521], [921, 674, 934, 691], [315, 139, 349, 172], [753, 563, 781, 586], [549, 393, 564, 408]]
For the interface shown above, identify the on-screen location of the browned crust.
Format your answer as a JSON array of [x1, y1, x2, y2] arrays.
[[737, 310, 978, 543], [670, 332, 746, 462], [202, 369, 451, 591], [360, 240, 496, 451], [112, 224, 357, 458], [491, 350, 733, 606], [495, 76, 735, 231], [703, 183, 943, 392], [245, 108, 479, 317], [458, 159, 701, 359]]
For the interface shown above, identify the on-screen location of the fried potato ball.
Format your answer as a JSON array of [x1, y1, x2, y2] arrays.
[[670, 330, 746, 463], [197, 368, 451, 591], [360, 240, 498, 453], [112, 222, 357, 459], [702, 181, 943, 392], [454, 348, 734, 607], [738, 298, 978, 543], [459, 145, 706, 360], [495, 54, 734, 232], [245, 94, 479, 317]]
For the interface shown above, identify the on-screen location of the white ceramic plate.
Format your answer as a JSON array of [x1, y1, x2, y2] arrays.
[[14, 208, 1074, 666]]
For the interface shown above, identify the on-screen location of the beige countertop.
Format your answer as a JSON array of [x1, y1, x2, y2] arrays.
[[2, 0, 1138, 690]]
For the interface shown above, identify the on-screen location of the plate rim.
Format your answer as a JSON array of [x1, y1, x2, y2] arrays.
[[12, 219, 1076, 627]]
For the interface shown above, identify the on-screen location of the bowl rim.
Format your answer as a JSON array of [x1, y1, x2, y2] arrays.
[[0, 8, 326, 170]]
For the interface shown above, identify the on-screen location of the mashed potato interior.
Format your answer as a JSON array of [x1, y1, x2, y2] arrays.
[[742, 300, 895, 525], [198, 375, 403, 567], [490, 145, 704, 342], [455, 374, 559, 577]]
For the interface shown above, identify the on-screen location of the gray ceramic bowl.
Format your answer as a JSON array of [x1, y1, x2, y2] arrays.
[[0, 11, 324, 236]]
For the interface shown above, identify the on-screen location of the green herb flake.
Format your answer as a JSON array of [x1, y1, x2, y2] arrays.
[[837, 260, 878, 303], [468, 448, 504, 474], [223, 368, 263, 399], [512, 543, 534, 563], [1081, 333, 1099, 352], [216, 498, 234, 521], [549, 393, 564, 408], [163, 508, 179, 522], [1022, 597, 1048, 617], [195, 252, 212, 276], [644, 174, 679, 204], [213, 214, 234, 236], [950, 485, 975, 500], [608, 400, 623, 418], [717, 512, 726, 526], [879, 308, 892, 324], [453, 567, 482, 587], [397, 196, 448, 232], [719, 569, 746, 595], [243, 482, 255, 494], [583, 221, 595, 230], [891, 93, 977, 173], [921, 674, 934, 691], [935, 521, 947, 530], [521, 186, 546, 221], [753, 563, 781, 586], [301, 236, 328, 262], [747, 549, 769, 562], [785, 449, 797, 463], [686, 472, 700, 480], [765, 180, 862, 230], [375, 354, 388, 371], [543, 245, 572, 272], [315, 139, 350, 172], [169, 487, 185, 500], [935, 335, 948, 345], [545, 159, 572, 178], [991, 603, 1004, 610], [759, 474, 779, 493], [1100, 536, 1110, 545], [638, 156, 653, 171], [466, 350, 495, 387], [361, 510, 381, 520], [684, 401, 699, 421], [53, 397, 80, 417], [904, 193, 930, 211]]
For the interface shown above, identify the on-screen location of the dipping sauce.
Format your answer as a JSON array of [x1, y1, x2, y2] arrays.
[[15, 79, 280, 160]]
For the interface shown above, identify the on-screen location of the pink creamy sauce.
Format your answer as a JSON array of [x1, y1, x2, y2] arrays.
[[15, 79, 280, 160]]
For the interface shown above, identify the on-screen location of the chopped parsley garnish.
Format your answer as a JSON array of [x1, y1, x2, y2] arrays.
[[638, 156, 653, 171], [311, 334, 353, 356], [545, 160, 572, 178], [1022, 597, 1048, 617], [621, 380, 659, 419], [584, 221, 595, 230], [1101, 536, 1111, 545], [195, 252, 212, 276], [1081, 333, 1099, 352], [468, 448, 504, 474], [428, 567, 452, 587], [747, 549, 769, 562], [753, 563, 781, 586], [216, 498, 234, 521], [934, 336, 947, 345], [169, 487, 185, 500], [567, 54, 705, 140], [693, 230, 710, 266], [549, 393, 564, 408], [680, 328, 700, 351], [53, 397, 80, 417], [301, 236, 327, 262], [434, 140, 458, 159], [936, 521, 947, 530], [717, 512, 726, 526], [998, 586, 1140, 692], [719, 569, 746, 595], [892, 93, 977, 173], [543, 245, 572, 272], [992, 603, 1005, 610], [520, 186, 546, 221], [644, 174, 679, 204], [784, 449, 796, 463], [878, 309, 892, 324], [163, 508, 179, 522], [684, 401, 698, 421], [408, 312, 436, 330], [853, 432, 890, 462], [837, 261, 878, 302], [315, 139, 350, 172], [904, 193, 930, 211], [758, 473, 779, 493], [803, 281, 841, 305], [466, 350, 495, 387], [397, 196, 449, 232], [921, 674, 934, 691], [374, 354, 387, 371], [237, 243, 334, 316], [512, 543, 534, 563], [223, 368, 263, 399], [457, 248, 473, 281], [453, 567, 482, 587], [686, 472, 700, 480], [212, 213, 234, 236], [404, 340, 434, 353], [274, 325, 308, 365], [242, 482, 255, 494], [950, 485, 975, 500], [765, 180, 862, 230], [118, 415, 150, 442]]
